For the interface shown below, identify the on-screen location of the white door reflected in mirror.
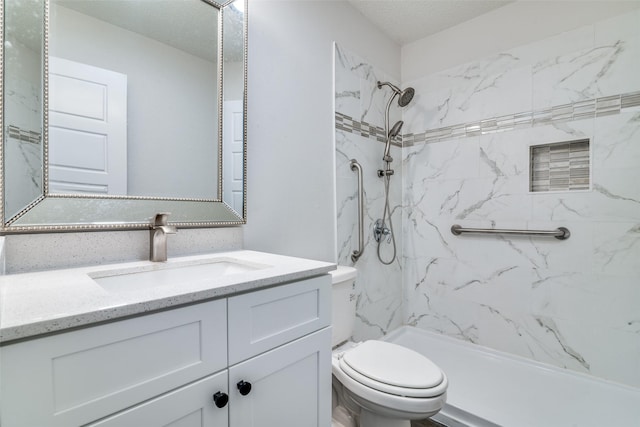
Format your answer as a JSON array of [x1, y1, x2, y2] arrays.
[[49, 57, 127, 195]]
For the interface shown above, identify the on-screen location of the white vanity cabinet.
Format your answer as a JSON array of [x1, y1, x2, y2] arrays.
[[0, 275, 331, 427], [0, 299, 229, 427], [87, 371, 230, 427], [227, 276, 332, 426]]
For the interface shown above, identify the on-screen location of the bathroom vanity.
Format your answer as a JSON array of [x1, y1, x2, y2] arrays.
[[0, 251, 334, 427]]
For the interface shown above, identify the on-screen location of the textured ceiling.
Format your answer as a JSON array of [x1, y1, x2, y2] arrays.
[[347, 0, 514, 45]]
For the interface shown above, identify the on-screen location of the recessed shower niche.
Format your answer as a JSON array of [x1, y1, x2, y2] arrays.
[[530, 139, 590, 192]]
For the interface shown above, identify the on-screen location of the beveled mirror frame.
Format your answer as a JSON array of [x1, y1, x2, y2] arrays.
[[0, 0, 247, 233]]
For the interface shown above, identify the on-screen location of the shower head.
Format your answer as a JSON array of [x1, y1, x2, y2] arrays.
[[378, 82, 415, 164], [389, 120, 403, 139], [398, 87, 415, 107], [377, 81, 416, 107]]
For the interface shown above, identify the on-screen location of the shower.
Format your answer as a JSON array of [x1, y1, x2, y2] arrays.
[[375, 81, 415, 265]]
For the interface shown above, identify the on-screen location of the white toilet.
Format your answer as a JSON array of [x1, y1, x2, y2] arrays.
[[330, 266, 447, 427]]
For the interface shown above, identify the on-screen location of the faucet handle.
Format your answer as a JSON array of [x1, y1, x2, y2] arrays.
[[152, 212, 172, 227]]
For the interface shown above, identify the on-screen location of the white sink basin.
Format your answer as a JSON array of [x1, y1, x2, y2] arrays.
[[90, 258, 268, 293]]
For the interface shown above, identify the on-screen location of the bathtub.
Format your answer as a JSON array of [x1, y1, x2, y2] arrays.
[[383, 326, 640, 427]]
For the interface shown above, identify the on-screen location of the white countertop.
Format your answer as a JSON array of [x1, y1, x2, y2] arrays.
[[0, 250, 335, 344]]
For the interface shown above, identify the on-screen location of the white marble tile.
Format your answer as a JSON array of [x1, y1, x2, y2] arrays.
[[593, 9, 640, 98], [523, 220, 593, 273], [592, 221, 640, 276], [530, 271, 640, 330], [451, 177, 532, 222], [549, 318, 640, 387], [0, 237, 6, 275], [593, 165, 640, 203], [4, 138, 43, 219], [509, 24, 595, 69], [403, 137, 480, 182], [404, 54, 532, 130], [532, 10, 640, 109], [334, 44, 362, 120], [335, 44, 399, 127], [334, 44, 404, 342], [478, 131, 530, 178], [401, 83, 456, 134], [592, 112, 640, 171], [404, 292, 481, 344]]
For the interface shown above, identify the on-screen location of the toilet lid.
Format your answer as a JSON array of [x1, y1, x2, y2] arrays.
[[340, 341, 445, 397]]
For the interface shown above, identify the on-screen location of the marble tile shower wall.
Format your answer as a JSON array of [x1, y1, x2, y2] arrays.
[[334, 44, 404, 341], [4, 64, 43, 220], [402, 10, 640, 387]]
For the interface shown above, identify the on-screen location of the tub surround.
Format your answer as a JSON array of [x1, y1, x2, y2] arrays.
[[401, 8, 640, 388], [334, 43, 404, 342], [335, 8, 640, 388], [0, 250, 335, 343]]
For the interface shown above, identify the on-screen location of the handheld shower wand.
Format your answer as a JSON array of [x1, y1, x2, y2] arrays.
[[383, 120, 404, 162], [375, 81, 416, 266], [377, 81, 414, 163]]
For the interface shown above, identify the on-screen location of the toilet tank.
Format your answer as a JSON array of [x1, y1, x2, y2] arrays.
[[329, 266, 357, 347]]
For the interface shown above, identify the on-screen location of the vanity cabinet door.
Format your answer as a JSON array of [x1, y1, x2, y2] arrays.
[[0, 299, 227, 427], [227, 275, 330, 365], [228, 327, 331, 427], [86, 371, 229, 427]]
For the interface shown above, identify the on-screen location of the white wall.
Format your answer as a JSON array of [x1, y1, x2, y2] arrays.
[[50, 5, 218, 199], [244, 0, 399, 262], [4, 0, 395, 272]]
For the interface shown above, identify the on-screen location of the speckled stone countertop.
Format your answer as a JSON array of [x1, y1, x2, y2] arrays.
[[0, 250, 335, 344]]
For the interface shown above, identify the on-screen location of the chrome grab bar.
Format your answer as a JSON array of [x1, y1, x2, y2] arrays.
[[350, 159, 364, 262], [451, 224, 570, 240]]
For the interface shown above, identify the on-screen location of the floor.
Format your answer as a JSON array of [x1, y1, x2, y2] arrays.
[[411, 419, 448, 427]]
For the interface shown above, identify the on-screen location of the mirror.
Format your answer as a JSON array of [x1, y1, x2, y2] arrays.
[[0, 0, 247, 232]]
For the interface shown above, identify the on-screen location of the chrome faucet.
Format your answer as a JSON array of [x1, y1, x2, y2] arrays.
[[150, 213, 177, 262]]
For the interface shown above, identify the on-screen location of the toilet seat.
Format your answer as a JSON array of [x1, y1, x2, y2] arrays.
[[339, 341, 447, 398]]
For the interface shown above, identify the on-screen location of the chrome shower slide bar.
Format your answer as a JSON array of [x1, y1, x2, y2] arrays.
[[350, 159, 364, 262], [451, 224, 570, 240]]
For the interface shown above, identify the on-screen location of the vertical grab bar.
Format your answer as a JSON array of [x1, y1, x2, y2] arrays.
[[350, 159, 364, 262]]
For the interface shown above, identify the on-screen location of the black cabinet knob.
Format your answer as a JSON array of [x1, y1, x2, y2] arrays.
[[212, 391, 229, 408], [237, 380, 252, 396]]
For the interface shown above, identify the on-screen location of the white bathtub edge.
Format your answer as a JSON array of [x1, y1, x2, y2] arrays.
[[383, 325, 640, 427]]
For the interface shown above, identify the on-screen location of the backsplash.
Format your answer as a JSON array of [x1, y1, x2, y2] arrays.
[[402, 9, 640, 387], [3, 228, 243, 274]]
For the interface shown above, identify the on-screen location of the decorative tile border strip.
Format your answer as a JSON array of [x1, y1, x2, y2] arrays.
[[335, 112, 401, 146], [7, 125, 41, 145], [403, 90, 640, 146], [335, 90, 640, 147], [530, 139, 590, 192]]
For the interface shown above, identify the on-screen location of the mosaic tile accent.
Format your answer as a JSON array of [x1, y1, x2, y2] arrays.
[[530, 139, 590, 192], [335, 111, 402, 146], [403, 90, 640, 146], [7, 125, 41, 145]]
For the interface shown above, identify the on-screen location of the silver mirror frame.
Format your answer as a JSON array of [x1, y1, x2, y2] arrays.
[[0, 0, 247, 233]]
